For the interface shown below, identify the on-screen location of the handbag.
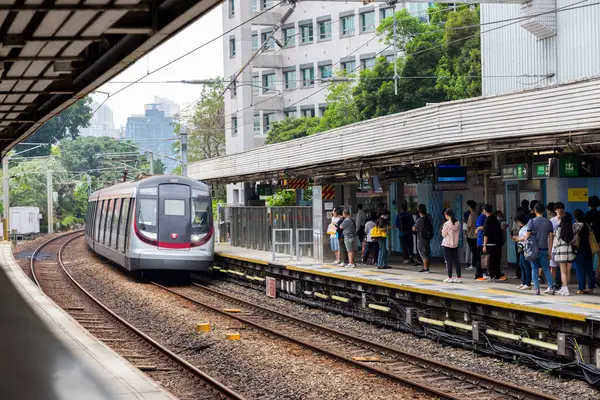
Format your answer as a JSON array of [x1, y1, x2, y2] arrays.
[[370, 226, 387, 238], [523, 220, 539, 262], [327, 223, 337, 235], [481, 253, 491, 269], [589, 225, 600, 255]]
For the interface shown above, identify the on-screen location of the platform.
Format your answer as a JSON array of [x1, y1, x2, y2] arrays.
[[0, 242, 175, 400], [215, 244, 600, 323]]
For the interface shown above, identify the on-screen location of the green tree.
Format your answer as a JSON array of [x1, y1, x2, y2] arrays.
[[311, 72, 358, 133], [22, 98, 93, 156], [265, 117, 320, 144], [266, 189, 296, 206], [175, 79, 225, 162]]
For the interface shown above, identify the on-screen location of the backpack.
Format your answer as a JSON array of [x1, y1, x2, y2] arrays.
[[423, 215, 434, 241], [571, 223, 582, 250], [523, 219, 539, 262]]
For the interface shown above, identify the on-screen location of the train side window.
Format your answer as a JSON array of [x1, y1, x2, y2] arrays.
[[118, 198, 130, 252], [104, 199, 114, 245], [97, 200, 105, 242], [87, 202, 92, 237], [111, 198, 122, 249], [124, 198, 133, 251]]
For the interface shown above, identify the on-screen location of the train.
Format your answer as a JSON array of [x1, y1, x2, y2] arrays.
[[85, 175, 214, 272]]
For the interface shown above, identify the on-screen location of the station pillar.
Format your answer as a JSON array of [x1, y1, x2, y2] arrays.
[[312, 185, 326, 262]]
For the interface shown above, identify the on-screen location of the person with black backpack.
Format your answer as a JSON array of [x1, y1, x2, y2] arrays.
[[413, 204, 434, 273]]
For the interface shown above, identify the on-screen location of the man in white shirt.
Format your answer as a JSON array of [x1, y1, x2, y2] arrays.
[[356, 204, 367, 244]]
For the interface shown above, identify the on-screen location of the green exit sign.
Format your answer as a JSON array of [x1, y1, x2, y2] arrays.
[[560, 156, 579, 178], [533, 162, 549, 179]]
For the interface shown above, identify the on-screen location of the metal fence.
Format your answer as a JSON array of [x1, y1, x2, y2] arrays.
[[217, 204, 314, 258]]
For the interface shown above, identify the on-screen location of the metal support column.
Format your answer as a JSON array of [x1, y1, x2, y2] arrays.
[[148, 151, 154, 174], [47, 170, 53, 234], [3, 157, 9, 240], [180, 125, 188, 177]]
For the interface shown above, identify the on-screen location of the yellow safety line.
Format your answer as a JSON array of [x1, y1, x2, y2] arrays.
[[216, 251, 587, 322]]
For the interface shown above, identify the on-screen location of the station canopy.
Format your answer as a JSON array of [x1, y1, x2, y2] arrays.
[[0, 0, 219, 158]]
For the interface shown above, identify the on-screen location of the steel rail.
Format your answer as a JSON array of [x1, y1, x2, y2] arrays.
[[152, 280, 464, 400], [31, 232, 245, 400], [186, 281, 558, 400]]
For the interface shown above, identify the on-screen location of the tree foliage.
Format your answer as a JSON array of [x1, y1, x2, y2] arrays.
[[22, 98, 93, 156], [265, 117, 320, 144], [175, 79, 225, 161], [311, 73, 358, 133], [266, 189, 296, 206]]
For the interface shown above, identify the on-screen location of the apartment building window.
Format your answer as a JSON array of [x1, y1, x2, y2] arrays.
[[360, 11, 375, 32], [283, 27, 295, 47], [319, 106, 327, 117], [261, 31, 275, 50], [284, 70, 296, 89], [318, 20, 331, 40], [341, 15, 355, 36], [231, 76, 237, 96], [284, 110, 297, 119], [252, 75, 260, 94], [228, 0, 234, 18], [231, 116, 238, 136], [262, 0, 274, 9], [300, 23, 313, 43], [361, 58, 375, 70], [319, 64, 332, 79], [251, 0, 258, 12], [341, 60, 356, 73], [301, 67, 314, 86], [253, 114, 261, 133], [385, 54, 395, 63], [262, 74, 275, 93], [301, 108, 315, 118], [263, 113, 273, 133], [380, 7, 393, 20], [229, 38, 236, 57], [252, 34, 258, 51]]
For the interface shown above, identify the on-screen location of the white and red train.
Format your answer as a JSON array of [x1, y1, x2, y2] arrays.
[[85, 175, 214, 272]]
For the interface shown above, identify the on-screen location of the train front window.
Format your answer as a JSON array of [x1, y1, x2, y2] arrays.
[[191, 189, 212, 242], [136, 197, 157, 239]]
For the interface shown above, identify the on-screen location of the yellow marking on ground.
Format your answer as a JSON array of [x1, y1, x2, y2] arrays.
[[226, 333, 241, 341], [352, 356, 381, 362], [216, 252, 269, 266], [284, 265, 587, 321], [481, 289, 526, 297], [413, 279, 440, 284], [223, 309, 242, 313], [196, 323, 211, 332], [571, 303, 600, 310]]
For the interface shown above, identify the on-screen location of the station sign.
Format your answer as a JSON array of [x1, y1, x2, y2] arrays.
[[532, 162, 549, 179], [265, 277, 277, 298], [568, 188, 588, 202], [559, 156, 579, 178], [501, 164, 528, 181]]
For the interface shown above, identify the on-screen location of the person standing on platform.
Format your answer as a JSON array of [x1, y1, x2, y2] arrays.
[[474, 205, 488, 280], [521, 199, 530, 216], [395, 204, 415, 264], [482, 204, 507, 281], [526, 203, 555, 295], [553, 212, 577, 296], [511, 207, 527, 279], [329, 208, 342, 265], [550, 202, 565, 290], [441, 208, 462, 283], [512, 215, 531, 289], [466, 201, 479, 273], [375, 210, 391, 269], [413, 204, 434, 273], [356, 204, 367, 245], [573, 209, 595, 294], [585, 196, 600, 285], [340, 209, 357, 268], [527, 200, 539, 222], [362, 213, 379, 264], [335, 207, 349, 266]]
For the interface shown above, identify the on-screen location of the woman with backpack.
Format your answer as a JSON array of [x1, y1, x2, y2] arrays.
[[552, 213, 577, 296], [573, 209, 595, 294], [441, 209, 461, 283]]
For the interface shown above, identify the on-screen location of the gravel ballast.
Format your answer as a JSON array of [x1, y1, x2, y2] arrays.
[[206, 279, 600, 400], [63, 238, 430, 400]]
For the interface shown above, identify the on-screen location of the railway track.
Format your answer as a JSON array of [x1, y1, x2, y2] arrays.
[[153, 280, 561, 400], [30, 232, 244, 400]]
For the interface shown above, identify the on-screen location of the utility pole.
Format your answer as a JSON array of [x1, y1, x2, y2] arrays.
[[180, 125, 188, 177], [87, 175, 92, 197], [2, 156, 9, 240], [47, 170, 53, 234], [148, 151, 154, 175]]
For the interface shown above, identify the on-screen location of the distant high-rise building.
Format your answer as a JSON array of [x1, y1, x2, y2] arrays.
[[125, 104, 178, 172], [153, 96, 181, 117], [80, 101, 115, 137]]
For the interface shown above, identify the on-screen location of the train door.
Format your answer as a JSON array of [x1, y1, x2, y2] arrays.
[[158, 184, 191, 249]]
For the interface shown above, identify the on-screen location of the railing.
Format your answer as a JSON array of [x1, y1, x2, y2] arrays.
[[217, 204, 313, 258], [272, 229, 293, 261]]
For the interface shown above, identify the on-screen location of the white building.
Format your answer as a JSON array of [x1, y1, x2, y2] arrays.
[[223, 0, 428, 203], [80, 101, 116, 138], [481, 0, 600, 96], [153, 96, 181, 117]]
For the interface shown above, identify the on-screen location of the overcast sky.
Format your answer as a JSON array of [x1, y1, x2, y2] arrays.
[[91, 5, 224, 128]]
